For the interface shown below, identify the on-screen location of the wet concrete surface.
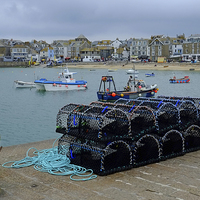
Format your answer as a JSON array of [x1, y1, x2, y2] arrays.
[[1, 139, 200, 200]]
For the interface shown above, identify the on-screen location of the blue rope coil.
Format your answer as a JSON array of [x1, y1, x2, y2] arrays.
[[2, 137, 97, 181]]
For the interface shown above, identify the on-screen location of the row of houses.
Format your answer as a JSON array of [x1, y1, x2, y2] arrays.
[[1, 33, 200, 63]]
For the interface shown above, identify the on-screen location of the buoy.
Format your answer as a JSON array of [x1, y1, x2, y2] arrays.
[[139, 85, 142, 89], [102, 77, 107, 81], [59, 84, 62, 87], [65, 85, 68, 87], [138, 94, 141, 97], [84, 85, 87, 87], [53, 83, 56, 86], [120, 93, 124, 97], [112, 93, 116, 97], [78, 85, 80, 87], [155, 90, 157, 93]]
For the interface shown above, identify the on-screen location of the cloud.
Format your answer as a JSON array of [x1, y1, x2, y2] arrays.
[[1, 0, 200, 43]]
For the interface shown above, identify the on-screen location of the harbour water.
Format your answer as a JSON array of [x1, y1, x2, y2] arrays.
[[1, 66, 200, 147]]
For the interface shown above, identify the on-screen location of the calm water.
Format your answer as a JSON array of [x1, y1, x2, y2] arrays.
[[1, 66, 200, 147]]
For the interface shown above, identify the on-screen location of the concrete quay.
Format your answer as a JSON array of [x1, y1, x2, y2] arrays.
[[1, 139, 200, 200]]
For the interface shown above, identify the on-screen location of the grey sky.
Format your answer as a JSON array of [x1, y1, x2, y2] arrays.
[[1, 0, 200, 43]]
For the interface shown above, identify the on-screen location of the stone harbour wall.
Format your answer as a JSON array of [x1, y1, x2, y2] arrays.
[[0, 61, 30, 67]]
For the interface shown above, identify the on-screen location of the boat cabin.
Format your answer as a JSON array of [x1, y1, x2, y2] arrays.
[[126, 77, 147, 92], [58, 68, 77, 83]]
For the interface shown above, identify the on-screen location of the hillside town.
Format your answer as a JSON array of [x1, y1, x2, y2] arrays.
[[0, 33, 200, 65]]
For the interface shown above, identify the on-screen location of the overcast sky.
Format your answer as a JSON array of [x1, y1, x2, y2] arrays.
[[1, 0, 200, 43]]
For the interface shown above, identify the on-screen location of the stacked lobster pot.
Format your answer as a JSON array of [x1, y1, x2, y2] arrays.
[[56, 96, 200, 175]]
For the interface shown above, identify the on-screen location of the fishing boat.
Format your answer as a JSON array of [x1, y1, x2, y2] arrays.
[[97, 75, 158, 101], [169, 75, 190, 83], [14, 80, 36, 88], [126, 69, 139, 74], [145, 73, 155, 77], [34, 68, 87, 91]]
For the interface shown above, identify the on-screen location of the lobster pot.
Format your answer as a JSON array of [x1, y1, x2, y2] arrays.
[[158, 95, 200, 112], [183, 125, 200, 152], [130, 106, 156, 137], [139, 101, 180, 133], [178, 100, 199, 128], [64, 106, 130, 142], [114, 98, 143, 106], [155, 102, 180, 134], [67, 140, 132, 175], [161, 130, 184, 159], [56, 103, 92, 134], [90, 101, 148, 116], [90, 101, 117, 109], [133, 134, 161, 167]]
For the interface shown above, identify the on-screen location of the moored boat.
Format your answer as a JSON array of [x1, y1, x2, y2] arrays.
[[97, 75, 159, 101], [34, 68, 87, 91], [145, 73, 155, 77], [169, 75, 190, 83], [14, 80, 36, 88], [126, 69, 139, 74], [108, 69, 117, 72]]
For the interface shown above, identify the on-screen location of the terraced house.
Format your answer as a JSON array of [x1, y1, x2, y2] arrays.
[[182, 34, 200, 62], [10, 44, 29, 61], [130, 38, 149, 60]]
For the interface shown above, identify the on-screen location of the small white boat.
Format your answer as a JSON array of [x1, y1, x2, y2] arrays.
[[34, 68, 87, 91], [126, 69, 139, 74], [14, 80, 36, 88], [132, 59, 141, 63], [108, 69, 117, 72]]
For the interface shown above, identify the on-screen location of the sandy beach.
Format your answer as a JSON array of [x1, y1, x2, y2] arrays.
[[44, 61, 200, 71]]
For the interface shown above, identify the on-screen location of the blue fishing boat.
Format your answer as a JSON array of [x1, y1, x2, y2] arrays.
[[145, 73, 155, 77], [97, 75, 159, 101], [34, 68, 87, 91]]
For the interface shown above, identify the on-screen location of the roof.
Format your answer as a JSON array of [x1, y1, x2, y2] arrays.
[[77, 34, 87, 39], [41, 47, 53, 52], [11, 44, 27, 48]]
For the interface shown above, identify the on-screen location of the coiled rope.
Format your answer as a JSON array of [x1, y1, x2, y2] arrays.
[[2, 137, 97, 181]]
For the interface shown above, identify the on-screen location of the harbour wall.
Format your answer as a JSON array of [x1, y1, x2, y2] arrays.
[[0, 61, 30, 68]]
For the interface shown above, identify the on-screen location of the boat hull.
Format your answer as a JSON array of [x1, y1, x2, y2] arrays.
[[44, 82, 87, 91], [169, 78, 190, 83], [14, 81, 36, 88], [34, 78, 47, 90]]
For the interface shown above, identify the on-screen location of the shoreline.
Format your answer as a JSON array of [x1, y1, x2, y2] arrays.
[[32, 62, 200, 71]]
